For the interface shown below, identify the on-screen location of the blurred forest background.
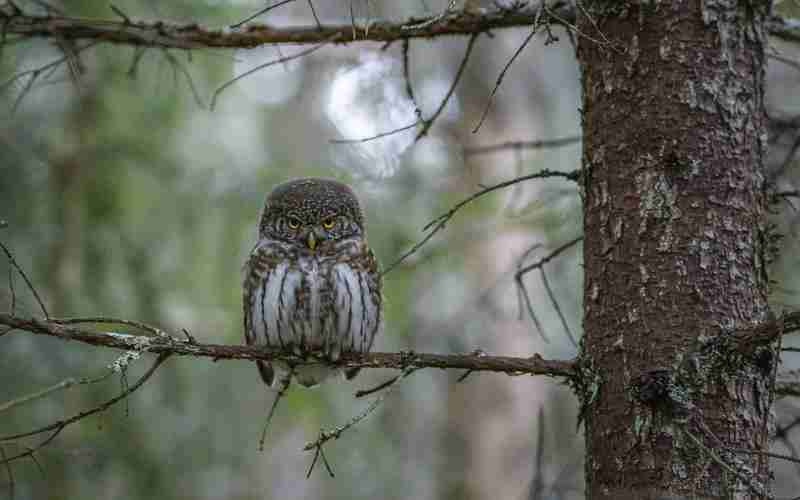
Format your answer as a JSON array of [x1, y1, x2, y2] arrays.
[[2, 1, 800, 499]]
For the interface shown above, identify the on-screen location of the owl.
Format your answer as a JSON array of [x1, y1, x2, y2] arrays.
[[243, 178, 382, 388]]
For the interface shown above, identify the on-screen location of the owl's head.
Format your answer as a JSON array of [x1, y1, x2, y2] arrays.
[[259, 178, 365, 250]]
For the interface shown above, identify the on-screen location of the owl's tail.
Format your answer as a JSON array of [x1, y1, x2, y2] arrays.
[[257, 361, 276, 387]]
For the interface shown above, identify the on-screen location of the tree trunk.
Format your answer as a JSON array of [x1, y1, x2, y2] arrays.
[[577, 2, 774, 499]]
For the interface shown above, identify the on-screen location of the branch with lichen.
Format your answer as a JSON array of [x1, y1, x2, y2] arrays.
[[0, 313, 577, 379], [0, 3, 573, 49], [2, 4, 799, 50]]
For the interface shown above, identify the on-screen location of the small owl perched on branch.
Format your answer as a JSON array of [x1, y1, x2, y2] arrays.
[[243, 178, 382, 388]]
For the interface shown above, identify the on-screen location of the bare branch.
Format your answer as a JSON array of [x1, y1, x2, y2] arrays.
[[406, 0, 458, 32], [473, 25, 537, 134], [729, 446, 800, 467], [768, 14, 800, 44], [109, 3, 132, 25], [776, 380, 800, 398], [0, 240, 49, 318], [729, 311, 800, 352], [259, 372, 291, 451], [515, 237, 582, 344], [416, 32, 478, 140], [329, 121, 420, 144], [0, 353, 171, 465], [0, 371, 113, 413], [0, 40, 99, 113], [0, 313, 577, 379], [0, 447, 12, 499], [516, 236, 583, 278], [230, 0, 295, 30], [305, 0, 321, 30], [0, 4, 574, 49], [161, 49, 206, 108], [210, 35, 336, 109], [539, 266, 577, 348], [681, 426, 770, 498], [303, 367, 416, 477], [401, 38, 421, 118], [464, 136, 581, 156], [382, 169, 580, 275]]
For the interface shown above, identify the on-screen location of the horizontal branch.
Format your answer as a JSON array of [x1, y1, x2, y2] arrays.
[[464, 136, 581, 156], [3, 6, 798, 50], [768, 14, 800, 44], [775, 380, 800, 399], [0, 313, 576, 379], [729, 310, 800, 352], [2, 5, 570, 49]]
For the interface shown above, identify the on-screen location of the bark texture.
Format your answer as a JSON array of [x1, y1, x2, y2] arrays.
[[577, 2, 774, 499]]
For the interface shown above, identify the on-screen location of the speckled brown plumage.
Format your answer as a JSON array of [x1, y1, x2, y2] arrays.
[[243, 178, 382, 387]]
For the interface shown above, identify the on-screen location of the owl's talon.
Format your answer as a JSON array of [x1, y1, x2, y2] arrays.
[[329, 342, 342, 362]]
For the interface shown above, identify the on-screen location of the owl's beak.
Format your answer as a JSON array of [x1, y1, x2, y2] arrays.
[[306, 231, 317, 251]]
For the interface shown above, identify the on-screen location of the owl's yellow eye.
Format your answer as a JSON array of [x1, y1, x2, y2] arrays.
[[321, 218, 335, 229], [287, 218, 300, 229]]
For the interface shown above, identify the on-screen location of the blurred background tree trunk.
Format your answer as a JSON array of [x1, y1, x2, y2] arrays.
[[578, 2, 773, 498]]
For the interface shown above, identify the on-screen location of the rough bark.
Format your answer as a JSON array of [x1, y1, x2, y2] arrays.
[[577, 2, 774, 499]]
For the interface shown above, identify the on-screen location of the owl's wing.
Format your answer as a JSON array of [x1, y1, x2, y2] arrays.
[[332, 243, 382, 380], [243, 241, 301, 387]]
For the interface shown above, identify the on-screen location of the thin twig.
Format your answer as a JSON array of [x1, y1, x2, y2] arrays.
[[515, 243, 544, 320], [259, 372, 292, 451], [416, 33, 478, 140], [682, 427, 769, 498], [464, 136, 581, 156], [729, 447, 800, 466], [330, 121, 419, 144], [770, 53, 800, 73], [354, 373, 403, 398], [0, 241, 49, 318], [515, 238, 583, 342], [529, 406, 546, 499], [230, 0, 295, 29], [306, 439, 335, 478], [544, 1, 614, 51], [382, 169, 579, 276], [109, 3, 131, 24], [1, 40, 99, 113], [539, 266, 577, 348], [402, 38, 421, 117], [517, 271, 547, 342], [472, 25, 537, 134], [210, 34, 338, 110], [402, 0, 456, 31], [0, 353, 171, 464], [306, 0, 322, 29], [181, 328, 196, 344], [574, 0, 613, 46], [0, 447, 12, 499], [8, 267, 15, 314], [303, 367, 416, 477], [0, 371, 113, 413], [516, 237, 583, 277], [161, 49, 206, 108]]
